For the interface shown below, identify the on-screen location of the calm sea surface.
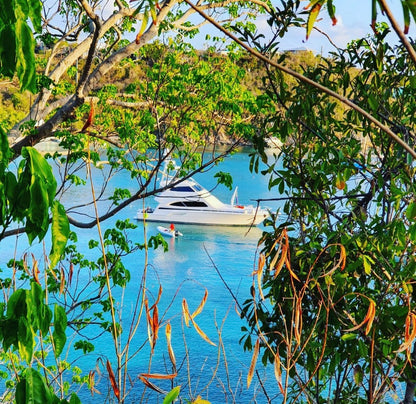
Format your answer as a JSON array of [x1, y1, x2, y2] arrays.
[[0, 150, 285, 403]]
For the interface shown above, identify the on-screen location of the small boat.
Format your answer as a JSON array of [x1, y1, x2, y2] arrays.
[[137, 160, 269, 226], [157, 225, 183, 238]]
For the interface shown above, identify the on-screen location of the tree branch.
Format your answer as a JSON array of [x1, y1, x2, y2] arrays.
[[377, 0, 416, 66], [10, 95, 84, 158]]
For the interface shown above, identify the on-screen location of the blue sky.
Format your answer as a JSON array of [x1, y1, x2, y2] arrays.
[[193, 1, 412, 55], [287, 0, 410, 54]]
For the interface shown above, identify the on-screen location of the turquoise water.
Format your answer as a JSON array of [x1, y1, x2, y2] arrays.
[[0, 151, 284, 403]]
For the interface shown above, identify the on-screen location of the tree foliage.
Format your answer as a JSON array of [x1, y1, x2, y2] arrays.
[[237, 6, 416, 404]]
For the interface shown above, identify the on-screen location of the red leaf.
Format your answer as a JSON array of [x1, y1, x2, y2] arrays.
[[139, 376, 167, 394], [80, 102, 94, 132], [69, 262, 74, 286], [139, 372, 177, 379], [106, 360, 120, 399]]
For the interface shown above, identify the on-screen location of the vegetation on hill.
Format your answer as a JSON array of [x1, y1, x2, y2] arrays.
[[0, 44, 324, 146]]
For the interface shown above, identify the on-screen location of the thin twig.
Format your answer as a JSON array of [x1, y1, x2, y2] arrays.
[[255, 369, 272, 403], [204, 245, 244, 314]]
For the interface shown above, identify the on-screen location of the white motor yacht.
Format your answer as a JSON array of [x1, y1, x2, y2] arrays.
[[136, 163, 269, 226]]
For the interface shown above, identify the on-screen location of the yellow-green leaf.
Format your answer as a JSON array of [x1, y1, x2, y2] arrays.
[[17, 317, 34, 363], [49, 200, 69, 269], [192, 397, 211, 404], [353, 365, 363, 386], [306, 0, 325, 40], [341, 333, 357, 341], [163, 386, 181, 404], [363, 255, 371, 275]]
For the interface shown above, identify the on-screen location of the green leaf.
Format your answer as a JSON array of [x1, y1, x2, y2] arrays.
[[1, 318, 19, 353], [163, 386, 181, 404], [368, 93, 379, 112], [0, 124, 12, 169], [0, 182, 5, 225], [52, 304, 67, 357], [371, 0, 377, 31], [16, 368, 53, 404], [28, 282, 43, 330], [49, 200, 70, 269], [25, 178, 49, 243], [6, 289, 27, 319], [29, 282, 52, 334], [0, 125, 11, 225], [402, 2, 410, 33], [17, 316, 34, 363], [5, 171, 17, 205], [214, 171, 233, 190], [0, 26, 17, 77], [26, 147, 56, 203], [15, 19, 37, 92], [74, 340, 95, 354], [20, 147, 57, 243], [26, 0, 42, 32], [0, 0, 17, 24], [406, 202, 416, 221], [0, 0, 41, 91], [403, 0, 416, 25], [327, 0, 337, 25], [68, 393, 82, 404]]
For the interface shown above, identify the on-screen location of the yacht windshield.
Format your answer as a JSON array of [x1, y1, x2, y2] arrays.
[[170, 201, 208, 207], [171, 186, 194, 192]]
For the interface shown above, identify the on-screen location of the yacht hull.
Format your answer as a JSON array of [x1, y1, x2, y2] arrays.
[[137, 208, 268, 226]]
